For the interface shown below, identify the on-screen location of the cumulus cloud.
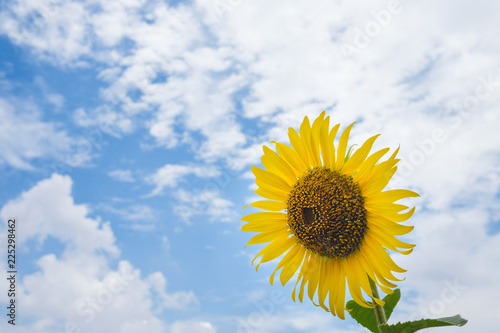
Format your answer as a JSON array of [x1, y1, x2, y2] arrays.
[[1, 0, 500, 332], [0, 174, 200, 332], [0, 173, 118, 255], [1, 0, 500, 173], [0, 97, 75, 170], [98, 203, 157, 231], [389, 200, 500, 332], [73, 107, 134, 138], [0, 0, 249, 163], [0, 0, 93, 65], [173, 188, 236, 224], [108, 169, 135, 182], [148, 272, 199, 311], [235, 302, 363, 333], [170, 320, 216, 333], [146, 164, 220, 196]]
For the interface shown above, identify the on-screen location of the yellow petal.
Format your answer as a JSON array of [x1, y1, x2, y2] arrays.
[[241, 212, 287, 222], [299, 116, 313, 165], [335, 122, 356, 170], [361, 166, 398, 196], [389, 146, 400, 159], [367, 214, 414, 235], [328, 123, 341, 169], [359, 247, 399, 289], [241, 219, 288, 233], [368, 224, 415, 254], [245, 226, 289, 246], [356, 253, 395, 294], [366, 189, 420, 204], [351, 257, 373, 297], [293, 252, 315, 303], [351, 256, 385, 306], [255, 182, 289, 201], [254, 187, 287, 201], [327, 259, 338, 317], [274, 142, 308, 176], [269, 243, 302, 285], [262, 146, 297, 185], [353, 148, 390, 183], [358, 154, 399, 191], [319, 116, 331, 166], [307, 254, 321, 305], [342, 134, 380, 176], [365, 203, 410, 215], [308, 112, 324, 167], [333, 260, 347, 319], [253, 235, 297, 269], [253, 165, 291, 193], [289, 127, 311, 168], [317, 259, 331, 311], [363, 235, 406, 273], [246, 200, 287, 211], [382, 206, 416, 223], [279, 245, 306, 286], [344, 258, 373, 308]]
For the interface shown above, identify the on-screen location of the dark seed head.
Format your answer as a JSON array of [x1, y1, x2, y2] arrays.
[[287, 167, 367, 259]]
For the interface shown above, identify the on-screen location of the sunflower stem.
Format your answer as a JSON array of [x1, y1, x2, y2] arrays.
[[368, 276, 387, 330]]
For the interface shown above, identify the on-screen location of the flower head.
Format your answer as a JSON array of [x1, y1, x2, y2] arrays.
[[241, 112, 418, 319]]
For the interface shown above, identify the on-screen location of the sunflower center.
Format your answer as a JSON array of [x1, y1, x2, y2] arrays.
[[286, 166, 367, 258]]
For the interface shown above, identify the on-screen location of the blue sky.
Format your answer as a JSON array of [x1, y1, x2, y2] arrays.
[[1, 0, 499, 332]]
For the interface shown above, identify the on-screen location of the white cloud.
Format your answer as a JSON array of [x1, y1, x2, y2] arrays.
[[0, 0, 93, 65], [146, 164, 220, 196], [34, 76, 65, 109], [161, 235, 170, 252], [235, 304, 363, 333], [1, 0, 500, 171], [1, 1, 500, 331], [388, 202, 500, 332], [73, 107, 134, 137], [170, 320, 216, 333], [0, 97, 75, 170], [148, 272, 199, 311], [122, 204, 156, 221], [8, 257, 169, 333], [99, 203, 157, 231], [108, 169, 135, 182], [173, 188, 236, 224], [0, 173, 118, 254], [47, 93, 65, 108], [1, 0, 250, 163], [0, 174, 200, 332]]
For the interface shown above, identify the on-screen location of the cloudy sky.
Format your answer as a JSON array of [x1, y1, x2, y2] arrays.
[[0, 0, 499, 332]]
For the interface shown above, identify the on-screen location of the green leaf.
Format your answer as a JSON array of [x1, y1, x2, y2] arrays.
[[378, 315, 468, 333], [346, 289, 401, 333], [381, 288, 401, 321]]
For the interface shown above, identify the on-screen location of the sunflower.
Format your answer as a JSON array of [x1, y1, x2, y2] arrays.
[[241, 112, 418, 319]]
